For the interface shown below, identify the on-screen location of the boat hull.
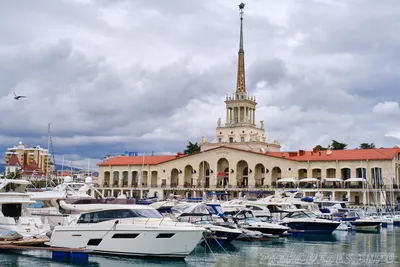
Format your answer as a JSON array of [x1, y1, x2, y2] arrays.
[[283, 221, 340, 234], [245, 227, 287, 236], [49, 221, 204, 258], [353, 221, 381, 232]]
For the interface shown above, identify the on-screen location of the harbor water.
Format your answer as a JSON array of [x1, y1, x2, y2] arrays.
[[1, 227, 399, 267]]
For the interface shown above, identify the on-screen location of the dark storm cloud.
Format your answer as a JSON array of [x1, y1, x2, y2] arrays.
[[1, 0, 400, 164]]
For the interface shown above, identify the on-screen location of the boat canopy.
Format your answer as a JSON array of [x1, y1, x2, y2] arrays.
[[344, 178, 367, 183], [172, 203, 211, 215], [277, 177, 298, 183], [323, 178, 343, 182], [298, 178, 319, 183]]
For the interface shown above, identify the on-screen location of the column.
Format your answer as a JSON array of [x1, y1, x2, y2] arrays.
[[252, 108, 255, 125], [230, 108, 233, 124], [245, 107, 248, 123], [226, 109, 229, 125], [249, 109, 253, 124]]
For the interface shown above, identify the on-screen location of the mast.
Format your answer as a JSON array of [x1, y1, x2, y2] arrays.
[[45, 123, 51, 188], [140, 152, 144, 199]]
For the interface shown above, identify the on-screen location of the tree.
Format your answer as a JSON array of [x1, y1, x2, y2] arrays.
[[359, 143, 375, 149], [183, 141, 201, 155], [331, 140, 347, 150], [313, 145, 327, 151]]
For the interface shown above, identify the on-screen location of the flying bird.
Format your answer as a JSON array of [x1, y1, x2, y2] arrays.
[[12, 90, 26, 100]]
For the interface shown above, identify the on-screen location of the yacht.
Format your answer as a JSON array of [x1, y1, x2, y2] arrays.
[[28, 177, 135, 228], [47, 204, 205, 258], [226, 209, 289, 236], [172, 203, 242, 244], [0, 179, 51, 238], [280, 210, 340, 234]]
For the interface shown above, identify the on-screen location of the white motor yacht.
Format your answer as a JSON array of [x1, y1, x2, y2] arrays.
[[47, 204, 205, 258], [0, 179, 51, 238]]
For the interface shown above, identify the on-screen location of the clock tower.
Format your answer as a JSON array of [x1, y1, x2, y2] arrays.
[[202, 3, 281, 153]]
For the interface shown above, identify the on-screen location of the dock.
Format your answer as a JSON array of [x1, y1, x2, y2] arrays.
[[0, 238, 90, 264]]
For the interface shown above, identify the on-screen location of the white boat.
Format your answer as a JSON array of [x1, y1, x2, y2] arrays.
[[0, 179, 51, 238], [353, 217, 381, 232], [47, 204, 205, 258], [172, 203, 242, 244]]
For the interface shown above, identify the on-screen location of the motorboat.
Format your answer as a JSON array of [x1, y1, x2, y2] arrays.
[[280, 210, 340, 234], [226, 209, 289, 236], [172, 203, 242, 245], [47, 204, 205, 258], [0, 179, 51, 238], [352, 218, 381, 232], [28, 177, 135, 228]]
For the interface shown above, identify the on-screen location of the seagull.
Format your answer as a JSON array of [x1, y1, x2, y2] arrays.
[[12, 90, 26, 100]]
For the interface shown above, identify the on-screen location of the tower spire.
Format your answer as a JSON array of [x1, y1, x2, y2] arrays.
[[236, 2, 246, 93]]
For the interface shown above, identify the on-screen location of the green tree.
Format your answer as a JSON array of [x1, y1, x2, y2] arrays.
[[359, 143, 375, 149], [331, 140, 347, 150], [313, 145, 327, 151], [183, 141, 201, 155]]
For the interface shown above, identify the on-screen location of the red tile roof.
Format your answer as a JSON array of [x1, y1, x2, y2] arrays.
[[7, 155, 21, 166], [22, 160, 44, 175], [266, 148, 400, 162], [97, 146, 400, 166], [98, 155, 183, 166]]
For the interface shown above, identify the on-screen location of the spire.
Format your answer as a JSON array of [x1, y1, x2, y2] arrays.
[[236, 2, 246, 93]]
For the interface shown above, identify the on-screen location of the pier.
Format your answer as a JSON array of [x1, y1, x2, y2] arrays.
[[0, 238, 90, 264]]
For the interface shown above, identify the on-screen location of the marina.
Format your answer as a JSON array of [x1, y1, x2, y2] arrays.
[[1, 1, 400, 266]]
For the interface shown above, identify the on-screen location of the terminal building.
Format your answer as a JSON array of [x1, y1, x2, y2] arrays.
[[97, 6, 400, 205]]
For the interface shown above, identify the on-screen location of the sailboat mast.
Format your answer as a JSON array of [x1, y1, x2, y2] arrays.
[[45, 123, 51, 188], [140, 152, 144, 199]]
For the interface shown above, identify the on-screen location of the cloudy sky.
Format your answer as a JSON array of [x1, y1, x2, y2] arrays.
[[1, 0, 400, 168]]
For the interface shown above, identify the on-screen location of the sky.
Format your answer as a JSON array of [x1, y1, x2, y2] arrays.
[[1, 0, 400, 169]]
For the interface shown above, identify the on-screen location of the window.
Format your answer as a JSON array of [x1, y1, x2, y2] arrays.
[[112, 233, 139, 239], [156, 233, 175, 238], [229, 137, 233, 143], [218, 138, 222, 143], [240, 137, 245, 142]]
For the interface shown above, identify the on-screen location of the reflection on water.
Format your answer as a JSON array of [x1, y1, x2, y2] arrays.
[[0, 227, 399, 267]]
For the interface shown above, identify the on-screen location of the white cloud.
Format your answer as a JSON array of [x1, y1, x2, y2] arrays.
[[1, 0, 400, 161], [372, 101, 400, 115]]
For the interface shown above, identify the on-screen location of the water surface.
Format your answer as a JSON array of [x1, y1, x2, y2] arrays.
[[1, 227, 399, 266]]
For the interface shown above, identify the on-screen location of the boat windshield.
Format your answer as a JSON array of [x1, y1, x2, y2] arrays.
[[77, 208, 163, 223], [286, 211, 317, 219]]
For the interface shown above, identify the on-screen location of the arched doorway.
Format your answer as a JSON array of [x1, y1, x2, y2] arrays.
[[271, 167, 281, 187], [151, 171, 157, 187], [132, 171, 138, 186], [184, 165, 194, 187], [312, 168, 321, 179], [199, 161, 211, 188], [236, 160, 248, 188], [103, 171, 110, 186], [356, 167, 367, 179], [298, 169, 307, 179], [341, 168, 351, 180], [326, 168, 336, 178], [254, 163, 265, 186], [217, 158, 229, 188], [122, 171, 128, 186], [113, 171, 119, 186], [171, 168, 179, 187]]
